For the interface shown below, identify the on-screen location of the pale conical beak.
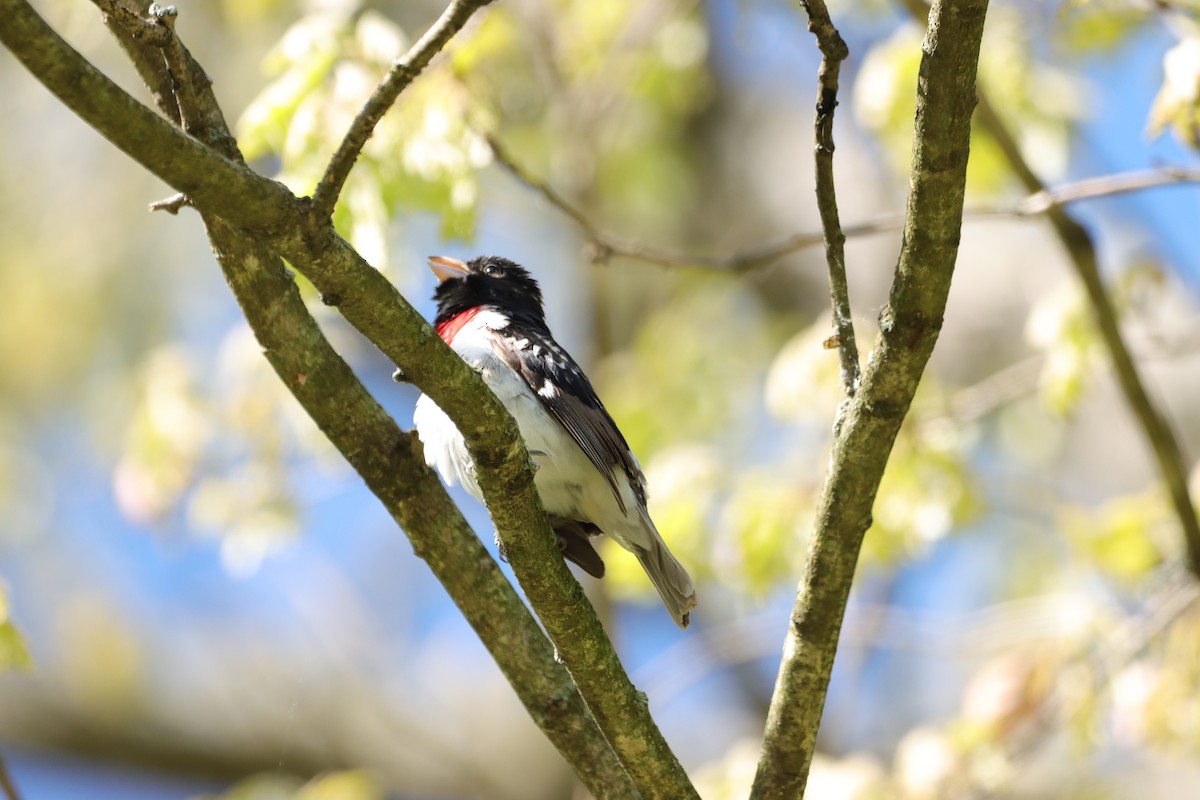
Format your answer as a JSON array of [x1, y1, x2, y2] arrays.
[[428, 255, 469, 283]]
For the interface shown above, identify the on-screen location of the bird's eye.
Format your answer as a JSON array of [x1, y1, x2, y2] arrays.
[[483, 264, 503, 276]]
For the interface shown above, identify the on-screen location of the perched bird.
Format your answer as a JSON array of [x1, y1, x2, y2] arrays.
[[413, 255, 697, 628]]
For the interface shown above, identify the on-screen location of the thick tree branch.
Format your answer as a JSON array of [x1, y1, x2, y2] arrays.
[[0, 2, 294, 235], [310, 0, 496, 222], [795, 0, 861, 394], [750, 0, 990, 795], [972, 92, 1200, 578], [200, 218, 640, 798], [2, 2, 696, 795], [80, 2, 634, 795]]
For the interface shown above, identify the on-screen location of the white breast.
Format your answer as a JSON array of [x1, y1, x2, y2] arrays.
[[413, 311, 646, 548]]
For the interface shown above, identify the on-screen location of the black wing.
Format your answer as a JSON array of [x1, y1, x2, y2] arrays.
[[494, 324, 646, 513]]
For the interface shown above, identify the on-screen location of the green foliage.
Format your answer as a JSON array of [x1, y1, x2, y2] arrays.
[[237, 10, 491, 257], [1054, 0, 1151, 55], [1063, 491, 1169, 581], [1148, 36, 1200, 149], [1025, 279, 1104, 416], [600, 279, 774, 456], [855, 7, 1087, 192], [454, 0, 712, 233], [0, 583, 32, 671], [867, 413, 982, 564], [194, 770, 382, 800], [112, 330, 344, 574]]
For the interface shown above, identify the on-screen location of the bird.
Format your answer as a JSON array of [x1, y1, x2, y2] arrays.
[[412, 255, 697, 628]]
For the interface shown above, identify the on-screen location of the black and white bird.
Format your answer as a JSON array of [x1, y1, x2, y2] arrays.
[[413, 255, 697, 628]]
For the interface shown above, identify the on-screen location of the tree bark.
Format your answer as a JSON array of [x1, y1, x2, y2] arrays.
[[751, 0, 990, 795]]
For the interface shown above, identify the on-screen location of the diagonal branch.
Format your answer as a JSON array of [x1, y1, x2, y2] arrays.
[[974, 88, 1200, 578], [4, 2, 697, 795], [81, 2, 635, 796], [750, 0, 990, 795], [796, 0, 861, 395], [309, 0, 495, 222], [0, 752, 23, 800], [900, 0, 1199, 581]]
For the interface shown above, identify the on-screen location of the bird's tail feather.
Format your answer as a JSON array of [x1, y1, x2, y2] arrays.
[[551, 518, 605, 579], [634, 526, 697, 629]]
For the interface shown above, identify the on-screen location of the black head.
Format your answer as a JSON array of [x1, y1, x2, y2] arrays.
[[428, 255, 546, 324]]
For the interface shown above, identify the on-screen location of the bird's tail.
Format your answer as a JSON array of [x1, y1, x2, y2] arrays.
[[634, 523, 697, 629]]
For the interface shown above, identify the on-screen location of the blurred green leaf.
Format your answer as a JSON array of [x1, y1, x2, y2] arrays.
[[867, 413, 982, 564], [238, 11, 490, 263], [1055, 0, 1149, 55], [1147, 36, 1200, 149], [1063, 492, 1167, 581], [297, 771, 383, 800], [194, 770, 381, 800], [721, 473, 812, 596], [456, 0, 711, 235], [855, 8, 1087, 193], [765, 315, 841, 426], [599, 279, 773, 457], [0, 583, 32, 671], [1025, 280, 1103, 416]]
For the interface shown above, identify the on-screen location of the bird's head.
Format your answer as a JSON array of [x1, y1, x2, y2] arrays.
[[427, 255, 545, 324]]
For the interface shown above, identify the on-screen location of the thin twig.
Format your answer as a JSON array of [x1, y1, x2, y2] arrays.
[[147, 4, 202, 134], [489, 128, 1200, 273], [1015, 166, 1200, 213], [310, 0, 495, 222], [148, 192, 190, 214], [973, 92, 1200, 578], [797, 0, 861, 394], [91, 0, 169, 45], [0, 752, 22, 800], [750, 0, 990, 795]]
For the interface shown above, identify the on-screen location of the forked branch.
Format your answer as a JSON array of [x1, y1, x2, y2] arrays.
[[751, 0, 990, 794]]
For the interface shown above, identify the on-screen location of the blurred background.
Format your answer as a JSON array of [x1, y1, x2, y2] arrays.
[[3, 0, 1200, 797]]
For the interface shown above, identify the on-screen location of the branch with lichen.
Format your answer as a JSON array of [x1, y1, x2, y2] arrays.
[[750, 0, 990, 795], [975, 91, 1200, 579], [900, 0, 1199, 583], [4, 0, 698, 795]]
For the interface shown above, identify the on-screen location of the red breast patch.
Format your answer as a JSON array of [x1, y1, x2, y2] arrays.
[[435, 307, 483, 344]]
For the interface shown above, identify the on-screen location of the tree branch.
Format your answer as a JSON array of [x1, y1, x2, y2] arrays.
[[973, 90, 1200, 579], [796, 0, 861, 394], [900, 0, 1200, 582], [750, 0, 990, 795], [1013, 165, 1200, 213], [309, 0, 495, 222], [0, 752, 23, 800], [3, 2, 696, 795], [79, 2, 635, 796], [0, 2, 294, 234], [489, 127, 1200, 272]]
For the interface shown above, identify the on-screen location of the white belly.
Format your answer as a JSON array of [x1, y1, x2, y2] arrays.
[[412, 312, 647, 550]]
